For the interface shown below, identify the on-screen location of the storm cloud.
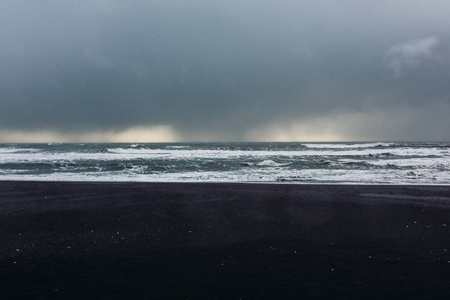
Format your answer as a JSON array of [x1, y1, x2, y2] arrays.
[[1, 0, 450, 142]]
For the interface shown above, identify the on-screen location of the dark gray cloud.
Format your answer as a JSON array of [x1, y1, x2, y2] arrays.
[[1, 0, 450, 141]]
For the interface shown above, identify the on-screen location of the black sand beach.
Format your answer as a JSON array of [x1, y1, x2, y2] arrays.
[[0, 181, 449, 299]]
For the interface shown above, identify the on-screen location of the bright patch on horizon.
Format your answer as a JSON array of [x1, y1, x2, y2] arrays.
[[244, 114, 354, 142], [243, 106, 449, 142], [0, 125, 178, 143]]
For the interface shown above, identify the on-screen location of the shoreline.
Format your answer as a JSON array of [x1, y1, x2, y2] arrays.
[[2, 178, 450, 186], [1, 181, 449, 299]]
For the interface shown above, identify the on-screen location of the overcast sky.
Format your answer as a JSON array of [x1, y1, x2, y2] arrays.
[[1, 0, 450, 142]]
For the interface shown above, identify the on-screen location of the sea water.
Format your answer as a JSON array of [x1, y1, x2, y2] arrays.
[[0, 142, 449, 184]]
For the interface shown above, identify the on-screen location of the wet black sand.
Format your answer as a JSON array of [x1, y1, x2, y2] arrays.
[[0, 181, 449, 299]]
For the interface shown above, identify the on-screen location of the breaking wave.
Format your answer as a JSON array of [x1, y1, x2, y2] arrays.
[[0, 142, 448, 184]]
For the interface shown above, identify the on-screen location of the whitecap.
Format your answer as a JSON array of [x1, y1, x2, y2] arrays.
[[165, 145, 191, 149], [256, 160, 289, 167], [302, 142, 393, 149]]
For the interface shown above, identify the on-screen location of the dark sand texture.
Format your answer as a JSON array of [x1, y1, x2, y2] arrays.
[[0, 181, 449, 299]]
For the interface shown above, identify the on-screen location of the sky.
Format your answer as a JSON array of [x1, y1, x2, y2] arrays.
[[1, 0, 450, 142]]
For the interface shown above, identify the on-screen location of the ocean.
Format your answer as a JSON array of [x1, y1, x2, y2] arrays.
[[0, 142, 449, 184]]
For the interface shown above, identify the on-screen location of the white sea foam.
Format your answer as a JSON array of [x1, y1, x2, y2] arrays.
[[2, 167, 448, 185], [165, 145, 191, 149], [0, 147, 41, 154], [302, 142, 393, 149], [81, 147, 444, 163], [0, 147, 445, 173], [256, 160, 289, 167], [367, 157, 449, 168], [0, 143, 449, 185], [0, 147, 446, 169]]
